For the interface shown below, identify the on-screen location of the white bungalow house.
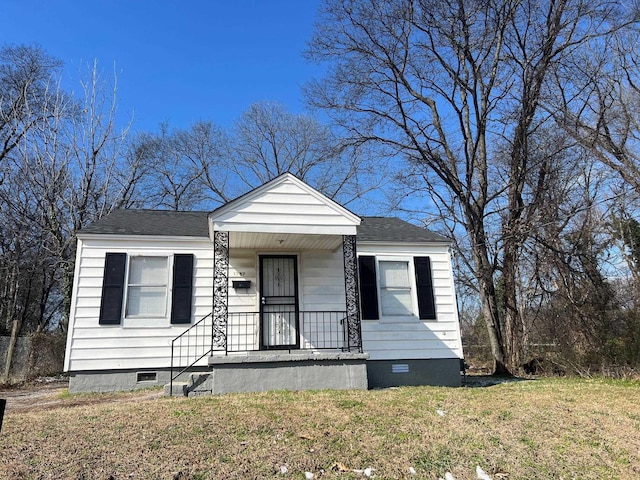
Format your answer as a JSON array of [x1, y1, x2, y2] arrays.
[[64, 173, 463, 394]]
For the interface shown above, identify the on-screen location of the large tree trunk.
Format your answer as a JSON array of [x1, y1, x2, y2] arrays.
[[479, 277, 511, 375], [470, 227, 512, 375], [502, 241, 524, 370]]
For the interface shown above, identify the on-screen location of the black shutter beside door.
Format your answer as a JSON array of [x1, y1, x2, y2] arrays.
[[358, 255, 379, 320], [171, 254, 194, 324], [99, 253, 126, 325], [414, 256, 437, 320]]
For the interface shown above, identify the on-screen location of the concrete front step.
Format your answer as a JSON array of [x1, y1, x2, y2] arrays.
[[163, 381, 188, 396], [187, 373, 212, 397], [163, 372, 213, 397], [207, 352, 369, 394]]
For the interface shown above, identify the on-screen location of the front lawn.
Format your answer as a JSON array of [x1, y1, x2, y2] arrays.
[[1, 377, 638, 479]]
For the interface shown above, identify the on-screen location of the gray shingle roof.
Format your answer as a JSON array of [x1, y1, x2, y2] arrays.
[[79, 210, 449, 243], [79, 210, 210, 237], [357, 216, 449, 243]]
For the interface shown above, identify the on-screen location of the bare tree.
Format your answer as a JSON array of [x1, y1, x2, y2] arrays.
[[0, 44, 62, 173], [176, 121, 231, 206], [133, 103, 385, 212], [126, 121, 229, 211], [0, 53, 133, 382], [306, 0, 636, 373], [549, 25, 640, 195], [231, 101, 383, 208]]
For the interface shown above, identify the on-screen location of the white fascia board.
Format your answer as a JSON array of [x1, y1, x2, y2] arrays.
[[76, 233, 211, 243], [209, 173, 361, 226], [213, 221, 358, 236], [356, 240, 452, 248]]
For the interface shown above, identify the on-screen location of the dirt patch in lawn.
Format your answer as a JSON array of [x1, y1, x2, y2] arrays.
[[0, 380, 163, 413]]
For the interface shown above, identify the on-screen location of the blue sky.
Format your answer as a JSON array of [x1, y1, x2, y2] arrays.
[[1, 0, 322, 131]]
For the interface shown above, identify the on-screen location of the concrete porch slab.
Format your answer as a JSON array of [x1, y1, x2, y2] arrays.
[[207, 351, 369, 394], [208, 351, 369, 365]]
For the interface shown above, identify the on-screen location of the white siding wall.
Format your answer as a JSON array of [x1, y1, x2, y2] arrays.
[[300, 249, 346, 312], [228, 249, 258, 313], [357, 243, 463, 361], [64, 236, 214, 372], [226, 249, 347, 314], [226, 249, 259, 351], [226, 248, 348, 314], [65, 235, 462, 372], [299, 249, 347, 349]]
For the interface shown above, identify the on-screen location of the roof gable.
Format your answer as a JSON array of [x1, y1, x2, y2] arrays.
[[209, 173, 361, 235]]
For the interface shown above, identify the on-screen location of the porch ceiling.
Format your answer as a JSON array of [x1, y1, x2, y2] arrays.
[[229, 231, 343, 250]]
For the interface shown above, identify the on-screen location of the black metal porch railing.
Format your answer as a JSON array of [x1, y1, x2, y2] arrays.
[[301, 311, 349, 350], [169, 312, 213, 396], [225, 310, 351, 352]]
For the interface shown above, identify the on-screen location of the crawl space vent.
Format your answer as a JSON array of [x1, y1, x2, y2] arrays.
[[392, 364, 410, 373], [136, 372, 157, 382]]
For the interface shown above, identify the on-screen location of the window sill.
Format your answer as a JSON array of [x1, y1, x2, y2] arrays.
[[379, 314, 420, 323], [121, 317, 172, 329]]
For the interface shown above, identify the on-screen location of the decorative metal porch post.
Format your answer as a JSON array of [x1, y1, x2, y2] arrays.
[[213, 231, 229, 353], [342, 235, 363, 352]]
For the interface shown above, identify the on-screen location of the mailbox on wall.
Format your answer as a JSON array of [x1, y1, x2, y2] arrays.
[[232, 280, 251, 289]]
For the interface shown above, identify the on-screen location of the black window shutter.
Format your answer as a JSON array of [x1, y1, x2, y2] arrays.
[[358, 255, 379, 320], [99, 253, 126, 325], [171, 254, 194, 324], [414, 256, 437, 320]]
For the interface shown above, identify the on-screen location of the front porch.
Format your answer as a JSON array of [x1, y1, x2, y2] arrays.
[[168, 307, 368, 395], [210, 228, 364, 355], [225, 310, 358, 352], [167, 231, 366, 395], [168, 230, 366, 394]]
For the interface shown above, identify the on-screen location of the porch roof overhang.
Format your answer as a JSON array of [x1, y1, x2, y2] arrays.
[[225, 231, 345, 250]]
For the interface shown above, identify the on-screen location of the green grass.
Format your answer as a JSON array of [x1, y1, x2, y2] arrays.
[[1, 377, 639, 479], [56, 388, 71, 399]]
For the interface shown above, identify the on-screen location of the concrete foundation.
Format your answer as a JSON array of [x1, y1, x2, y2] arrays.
[[366, 358, 462, 388], [208, 352, 369, 394], [68, 367, 209, 393], [70, 355, 461, 394]]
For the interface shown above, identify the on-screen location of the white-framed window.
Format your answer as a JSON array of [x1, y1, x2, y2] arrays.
[[359, 254, 437, 321], [125, 256, 169, 317], [378, 260, 414, 316]]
